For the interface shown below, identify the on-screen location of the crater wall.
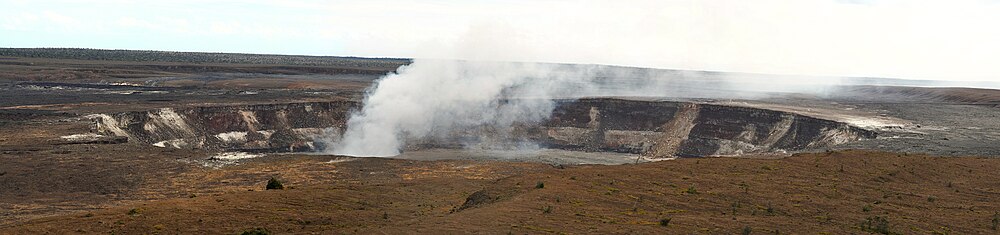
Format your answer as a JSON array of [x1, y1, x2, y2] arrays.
[[90, 101, 355, 152], [90, 98, 876, 157]]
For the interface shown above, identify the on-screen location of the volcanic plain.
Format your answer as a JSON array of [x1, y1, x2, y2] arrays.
[[2, 48, 1000, 234]]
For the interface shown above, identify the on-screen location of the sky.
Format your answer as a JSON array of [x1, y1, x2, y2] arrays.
[[1, 0, 998, 82]]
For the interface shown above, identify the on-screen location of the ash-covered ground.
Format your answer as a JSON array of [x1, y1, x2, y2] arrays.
[[2, 48, 1000, 233]]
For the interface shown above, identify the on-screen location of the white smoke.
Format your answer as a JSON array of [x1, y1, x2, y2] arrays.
[[327, 60, 605, 156], [322, 0, 997, 157], [324, 57, 858, 156]]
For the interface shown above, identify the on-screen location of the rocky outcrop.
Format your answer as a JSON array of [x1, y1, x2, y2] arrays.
[[539, 98, 876, 157], [90, 101, 356, 152]]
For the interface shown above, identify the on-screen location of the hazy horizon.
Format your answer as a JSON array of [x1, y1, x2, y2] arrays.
[[3, 0, 998, 82]]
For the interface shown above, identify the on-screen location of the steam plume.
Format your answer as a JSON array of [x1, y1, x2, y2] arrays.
[[324, 55, 872, 157], [327, 60, 600, 156]]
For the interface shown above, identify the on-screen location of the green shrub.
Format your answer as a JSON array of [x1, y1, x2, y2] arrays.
[[860, 216, 892, 235], [992, 212, 998, 230], [685, 186, 698, 194], [266, 177, 284, 190], [535, 182, 545, 189], [659, 218, 671, 227], [240, 228, 270, 235], [742, 226, 752, 235]]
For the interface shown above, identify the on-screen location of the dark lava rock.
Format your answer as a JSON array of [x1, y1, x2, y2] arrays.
[[457, 190, 498, 211]]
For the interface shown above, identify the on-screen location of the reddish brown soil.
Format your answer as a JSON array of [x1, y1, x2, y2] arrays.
[[3, 151, 998, 234]]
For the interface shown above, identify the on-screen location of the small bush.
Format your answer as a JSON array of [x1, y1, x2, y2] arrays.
[[535, 182, 545, 189], [742, 226, 752, 235], [127, 208, 142, 216], [992, 212, 998, 230], [659, 218, 671, 227], [685, 186, 698, 194], [266, 177, 284, 190], [862, 205, 872, 212], [240, 228, 270, 235], [542, 205, 552, 214], [927, 196, 936, 202], [860, 216, 892, 235]]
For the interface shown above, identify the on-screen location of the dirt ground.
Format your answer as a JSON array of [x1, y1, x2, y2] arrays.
[[3, 151, 999, 234]]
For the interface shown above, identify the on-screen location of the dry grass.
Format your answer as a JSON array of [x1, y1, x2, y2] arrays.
[[3, 150, 999, 234]]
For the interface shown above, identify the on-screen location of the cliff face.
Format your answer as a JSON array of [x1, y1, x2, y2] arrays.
[[89, 101, 356, 152], [90, 98, 875, 157], [542, 98, 876, 157]]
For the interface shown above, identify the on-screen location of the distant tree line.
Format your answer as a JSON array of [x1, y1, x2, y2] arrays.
[[0, 48, 411, 68]]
